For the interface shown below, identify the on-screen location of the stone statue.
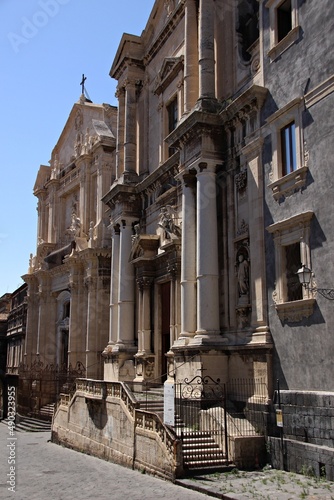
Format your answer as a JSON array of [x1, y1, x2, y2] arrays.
[[237, 253, 249, 297], [158, 206, 181, 239]]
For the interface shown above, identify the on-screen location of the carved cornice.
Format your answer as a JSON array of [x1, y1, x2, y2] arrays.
[[102, 183, 141, 221], [220, 85, 268, 124], [165, 109, 223, 151], [143, 1, 185, 65]]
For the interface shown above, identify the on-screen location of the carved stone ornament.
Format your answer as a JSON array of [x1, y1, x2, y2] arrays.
[[275, 299, 316, 322], [236, 306, 251, 329], [164, 0, 175, 17], [235, 170, 247, 192], [237, 219, 249, 237]]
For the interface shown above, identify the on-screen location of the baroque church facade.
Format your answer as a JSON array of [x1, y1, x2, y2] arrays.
[[23, 0, 334, 478], [23, 98, 117, 388]]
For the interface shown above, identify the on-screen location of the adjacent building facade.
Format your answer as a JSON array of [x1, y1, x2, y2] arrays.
[[26, 0, 334, 477]]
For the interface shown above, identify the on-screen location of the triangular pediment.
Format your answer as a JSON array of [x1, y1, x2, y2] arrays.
[[154, 56, 184, 95]]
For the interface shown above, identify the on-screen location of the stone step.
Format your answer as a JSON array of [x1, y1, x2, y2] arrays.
[[1, 415, 52, 432]]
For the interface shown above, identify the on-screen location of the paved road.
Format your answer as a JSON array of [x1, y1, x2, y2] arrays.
[[0, 423, 209, 500]]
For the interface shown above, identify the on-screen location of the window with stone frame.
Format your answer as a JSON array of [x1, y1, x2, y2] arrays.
[[281, 121, 297, 176], [267, 211, 315, 322], [167, 96, 178, 157], [285, 242, 302, 302], [266, 0, 300, 61], [277, 0, 292, 42], [267, 98, 308, 201]]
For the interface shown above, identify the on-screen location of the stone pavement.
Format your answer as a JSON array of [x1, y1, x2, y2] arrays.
[[176, 467, 334, 499], [0, 422, 333, 500], [0, 423, 206, 500]]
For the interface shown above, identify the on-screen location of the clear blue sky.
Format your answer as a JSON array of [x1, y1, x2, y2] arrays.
[[0, 0, 155, 296]]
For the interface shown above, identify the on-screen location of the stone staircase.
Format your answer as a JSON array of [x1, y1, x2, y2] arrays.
[[131, 385, 230, 472], [134, 386, 164, 416], [1, 415, 52, 432], [181, 430, 229, 471]]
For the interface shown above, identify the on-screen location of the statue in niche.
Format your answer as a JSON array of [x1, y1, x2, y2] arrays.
[[158, 206, 181, 239], [236, 247, 250, 304]]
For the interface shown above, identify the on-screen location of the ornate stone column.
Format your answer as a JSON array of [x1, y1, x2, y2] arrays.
[[116, 86, 125, 178], [184, 0, 199, 112], [198, 0, 216, 100], [195, 162, 220, 340], [179, 174, 197, 342], [124, 80, 137, 174]]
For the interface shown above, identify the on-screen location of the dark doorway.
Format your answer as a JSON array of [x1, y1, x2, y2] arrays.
[[160, 282, 171, 381], [61, 330, 69, 368]]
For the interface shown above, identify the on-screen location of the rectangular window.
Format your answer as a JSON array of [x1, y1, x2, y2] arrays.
[[285, 242, 302, 302], [167, 97, 178, 157], [167, 97, 178, 134], [277, 0, 292, 42], [281, 121, 296, 175]]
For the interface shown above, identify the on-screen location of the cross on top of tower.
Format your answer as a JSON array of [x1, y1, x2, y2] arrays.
[[80, 74, 87, 95]]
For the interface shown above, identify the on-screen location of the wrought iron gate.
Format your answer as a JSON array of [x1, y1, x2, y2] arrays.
[[175, 376, 229, 466], [18, 360, 85, 419]]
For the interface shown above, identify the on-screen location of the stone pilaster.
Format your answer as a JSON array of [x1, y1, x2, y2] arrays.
[[124, 80, 137, 174], [242, 138, 271, 343], [116, 86, 125, 178]]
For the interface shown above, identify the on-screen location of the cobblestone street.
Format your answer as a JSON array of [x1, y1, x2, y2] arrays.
[[0, 423, 208, 500]]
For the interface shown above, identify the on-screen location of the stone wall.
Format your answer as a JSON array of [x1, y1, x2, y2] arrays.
[[269, 390, 334, 480], [52, 385, 182, 480]]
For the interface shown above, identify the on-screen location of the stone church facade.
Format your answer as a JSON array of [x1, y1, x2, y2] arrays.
[[23, 98, 117, 392], [25, 0, 334, 478]]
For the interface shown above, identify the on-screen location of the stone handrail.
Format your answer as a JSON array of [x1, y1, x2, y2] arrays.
[[135, 409, 180, 464]]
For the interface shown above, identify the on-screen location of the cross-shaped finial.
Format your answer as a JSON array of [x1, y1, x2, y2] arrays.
[[80, 74, 87, 95]]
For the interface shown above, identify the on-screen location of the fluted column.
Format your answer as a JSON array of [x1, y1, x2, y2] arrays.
[[124, 80, 137, 173], [198, 0, 216, 100], [195, 163, 220, 339], [115, 219, 136, 349], [116, 87, 125, 178], [179, 174, 197, 341], [184, 0, 199, 112]]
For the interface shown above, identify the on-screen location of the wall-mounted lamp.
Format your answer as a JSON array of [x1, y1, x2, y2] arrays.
[[296, 265, 334, 300]]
